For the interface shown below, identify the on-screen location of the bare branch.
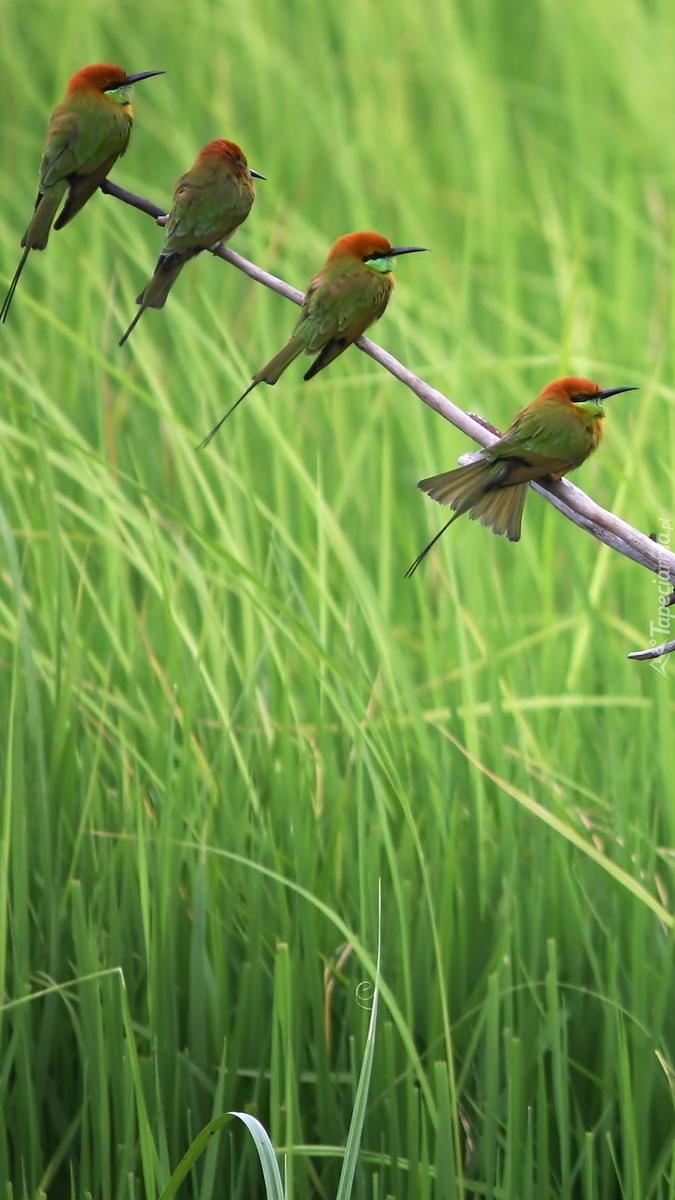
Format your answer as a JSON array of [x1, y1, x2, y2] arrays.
[[101, 179, 166, 222], [627, 639, 675, 662], [101, 177, 675, 588]]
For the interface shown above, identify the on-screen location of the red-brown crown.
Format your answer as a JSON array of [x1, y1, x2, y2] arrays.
[[66, 63, 128, 94], [327, 232, 393, 262], [197, 139, 247, 164], [539, 375, 602, 401]]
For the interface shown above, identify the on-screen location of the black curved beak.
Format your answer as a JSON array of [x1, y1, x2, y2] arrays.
[[597, 386, 638, 401], [250, 169, 266, 180], [389, 246, 429, 257], [121, 70, 166, 86]]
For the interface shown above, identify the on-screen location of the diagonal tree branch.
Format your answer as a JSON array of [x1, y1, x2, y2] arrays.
[[627, 639, 675, 662], [101, 178, 675, 635]]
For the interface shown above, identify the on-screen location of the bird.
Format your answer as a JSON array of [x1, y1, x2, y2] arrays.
[[196, 230, 428, 448], [0, 62, 164, 324], [405, 375, 637, 576], [118, 139, 264, 346]]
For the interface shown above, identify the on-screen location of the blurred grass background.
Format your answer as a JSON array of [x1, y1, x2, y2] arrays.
[[1, 0, 674, 1196]]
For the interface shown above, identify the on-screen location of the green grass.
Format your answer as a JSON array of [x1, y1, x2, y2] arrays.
[[1, 0, 674, 1196]]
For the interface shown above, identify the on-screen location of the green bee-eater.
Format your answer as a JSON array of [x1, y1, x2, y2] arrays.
[[197, 230, 427, 448], [406, 375, 637, 575], [1, 62, 164, 323], [118, 138, 264, 346]]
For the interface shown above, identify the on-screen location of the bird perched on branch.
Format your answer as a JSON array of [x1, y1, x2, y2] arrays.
[[197, 230, 427, 448], [118, 139, 264, 346], [0, 63, 164, 324], [406, 375, 637, 576]]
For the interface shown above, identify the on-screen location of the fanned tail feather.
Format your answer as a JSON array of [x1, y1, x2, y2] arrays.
[[466, 483, 528, 541], [53, 154, 119, 230], [419, 459, 527, 539], [407, 458, 530, 576], [419, 458, 498, 513]]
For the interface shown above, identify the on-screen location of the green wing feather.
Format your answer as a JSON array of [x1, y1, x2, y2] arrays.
[[492, 403, 597, 475], [164, 163, 253, 253], [53, 151, 122, 229], [2, 96, 130, 321], [120, 163, 254, 338], [39, 99, 131, 232], [41, 101, 130, 186], [289, 269, 392, 379]]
